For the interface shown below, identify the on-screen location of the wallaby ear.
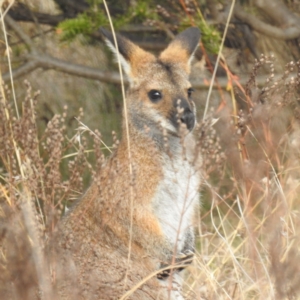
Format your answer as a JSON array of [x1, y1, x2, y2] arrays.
[[159, 27, 201, 73], [100, 28, 155, 80]]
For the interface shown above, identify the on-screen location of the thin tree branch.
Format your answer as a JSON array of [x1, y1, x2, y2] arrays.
[[2, 60, 39, 82], [28, 53, 124, 84], [4, 15, 36, 52], [1, 52, 290, 90], [8, 29, 54, 48], [254, 0, 300, 28], [8, 3, 65, 26], [234, 5, 300, 40]]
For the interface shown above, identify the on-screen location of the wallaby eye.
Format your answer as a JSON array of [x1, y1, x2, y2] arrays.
[[187, 87, 194, 98], [148, 90, 162, 103]]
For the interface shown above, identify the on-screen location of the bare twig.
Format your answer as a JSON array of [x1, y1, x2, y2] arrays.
[[7, 2, 65, 26], [2, 60, 39, 81], [254, 0, 300, 27], [234, 4, 300, 40], [4, 14, 36, 52], [2, 53, 294, 89]]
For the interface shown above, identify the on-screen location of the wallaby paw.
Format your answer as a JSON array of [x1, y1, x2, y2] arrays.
[[176, 250, 194, 263], [157, 251, 195, 279]]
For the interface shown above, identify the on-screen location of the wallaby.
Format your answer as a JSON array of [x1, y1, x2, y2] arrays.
[[51, 27, 202, 300]]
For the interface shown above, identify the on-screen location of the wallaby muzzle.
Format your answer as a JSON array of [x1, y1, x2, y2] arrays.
[[172, 98, 196, 132], [181, 108, 195, 131]]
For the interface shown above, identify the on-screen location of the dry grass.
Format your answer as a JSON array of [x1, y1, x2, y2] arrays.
[[1, 57, 300, 300], [184, 57, 300, 300]]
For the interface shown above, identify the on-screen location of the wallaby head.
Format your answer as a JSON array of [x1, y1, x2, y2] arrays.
[[101, 27, 201, 137]]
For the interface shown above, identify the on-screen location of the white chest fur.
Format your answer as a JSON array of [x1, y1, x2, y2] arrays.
[[152, 145, 200, 253]]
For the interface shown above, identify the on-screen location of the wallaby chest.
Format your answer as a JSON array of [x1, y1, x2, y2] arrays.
[[152, 141, 200, 253]]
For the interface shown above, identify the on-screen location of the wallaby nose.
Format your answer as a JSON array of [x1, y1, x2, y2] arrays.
[[180, 108, 195, 130]]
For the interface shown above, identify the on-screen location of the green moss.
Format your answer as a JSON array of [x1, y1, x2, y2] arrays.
[[180, 17, 221, 54], [58, 12, 107, 42], [57, 0, 159, 42]]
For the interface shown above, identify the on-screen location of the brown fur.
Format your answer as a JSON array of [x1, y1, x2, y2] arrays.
[[51, 27, 201, 299]]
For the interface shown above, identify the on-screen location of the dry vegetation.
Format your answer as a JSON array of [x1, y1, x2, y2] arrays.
[[1, 56, 300, 300], [186, 57, 300, 299], [1, 3, 300, 300]]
